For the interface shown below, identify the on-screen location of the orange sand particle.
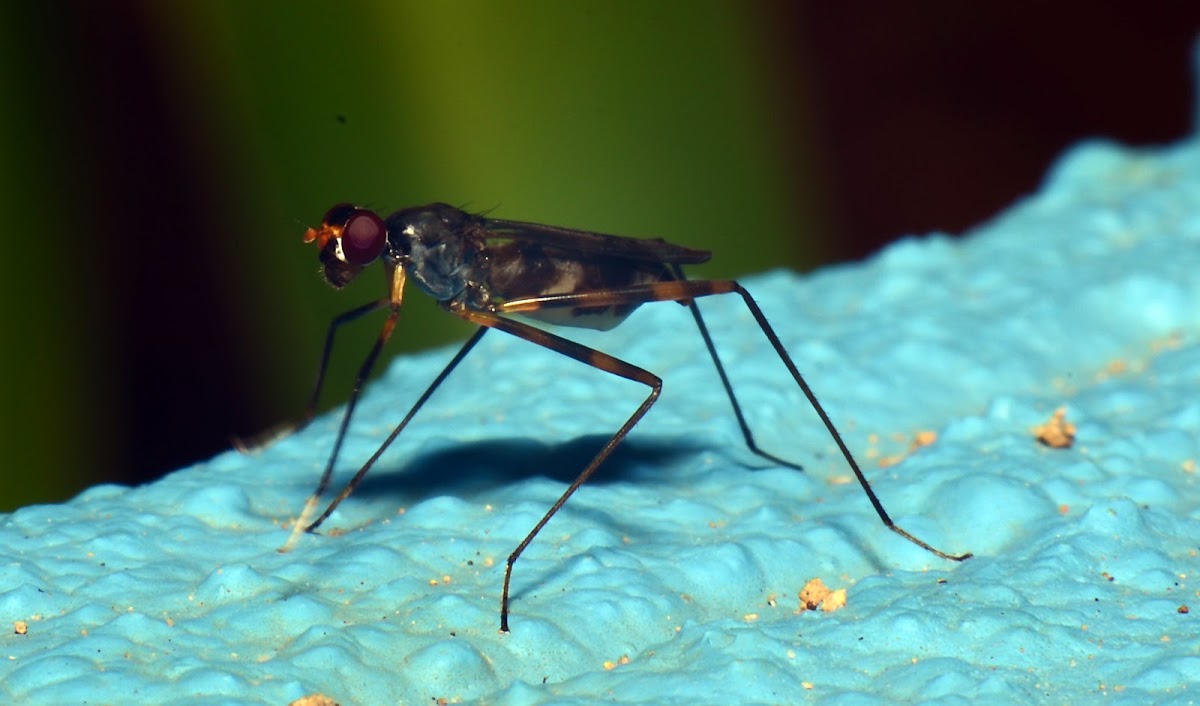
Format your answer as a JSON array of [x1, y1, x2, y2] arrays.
[[289, 695, 340, 706], [1035, 407, 1076, 448], [797, 578, 848, 612]]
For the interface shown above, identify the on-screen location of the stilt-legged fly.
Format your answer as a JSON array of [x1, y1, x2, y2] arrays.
[[273, 202, 972, 632]]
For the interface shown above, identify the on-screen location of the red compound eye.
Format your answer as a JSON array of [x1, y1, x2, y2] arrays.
[[339, 210, 387, 265]]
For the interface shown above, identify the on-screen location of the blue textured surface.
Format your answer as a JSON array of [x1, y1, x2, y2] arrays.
[[6, 146, 1200, 704]]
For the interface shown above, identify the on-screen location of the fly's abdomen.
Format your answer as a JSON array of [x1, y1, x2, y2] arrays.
[[485, 243, 673, 331]]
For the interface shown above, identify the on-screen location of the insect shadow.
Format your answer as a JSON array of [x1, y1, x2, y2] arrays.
[[344, 434, 708, 499]]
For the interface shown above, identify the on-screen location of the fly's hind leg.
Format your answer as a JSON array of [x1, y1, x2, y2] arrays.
[[500, 279, 972, 563]]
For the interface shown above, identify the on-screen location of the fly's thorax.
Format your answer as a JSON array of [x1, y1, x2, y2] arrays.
[[386, 204, 485, 301]]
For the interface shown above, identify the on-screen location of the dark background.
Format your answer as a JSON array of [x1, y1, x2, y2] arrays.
[[1, 2, 1196, 511]]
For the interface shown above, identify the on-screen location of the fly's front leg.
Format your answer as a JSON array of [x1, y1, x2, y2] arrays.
[[282, 265, 411, 551], [279, 306, 401, 551]]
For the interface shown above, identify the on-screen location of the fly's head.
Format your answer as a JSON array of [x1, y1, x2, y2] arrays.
[[304, 203, 390, 289]]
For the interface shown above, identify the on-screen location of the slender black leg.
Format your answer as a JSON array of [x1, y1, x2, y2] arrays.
[[728, 285, 972, 562], [309, 311, 398, 498], [664, 264, 803, 470], [278, 306, 403, 551], [451, 305, 662, 633], [279, 264, 413, 550], [301, 325, 491, 533], [685, 299, 802, 471], [499, 279, 972, 562], [303, 300, 391, 427]]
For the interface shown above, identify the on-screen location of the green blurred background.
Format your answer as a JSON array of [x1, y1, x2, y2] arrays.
[[0, 1, 1194, 511]]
